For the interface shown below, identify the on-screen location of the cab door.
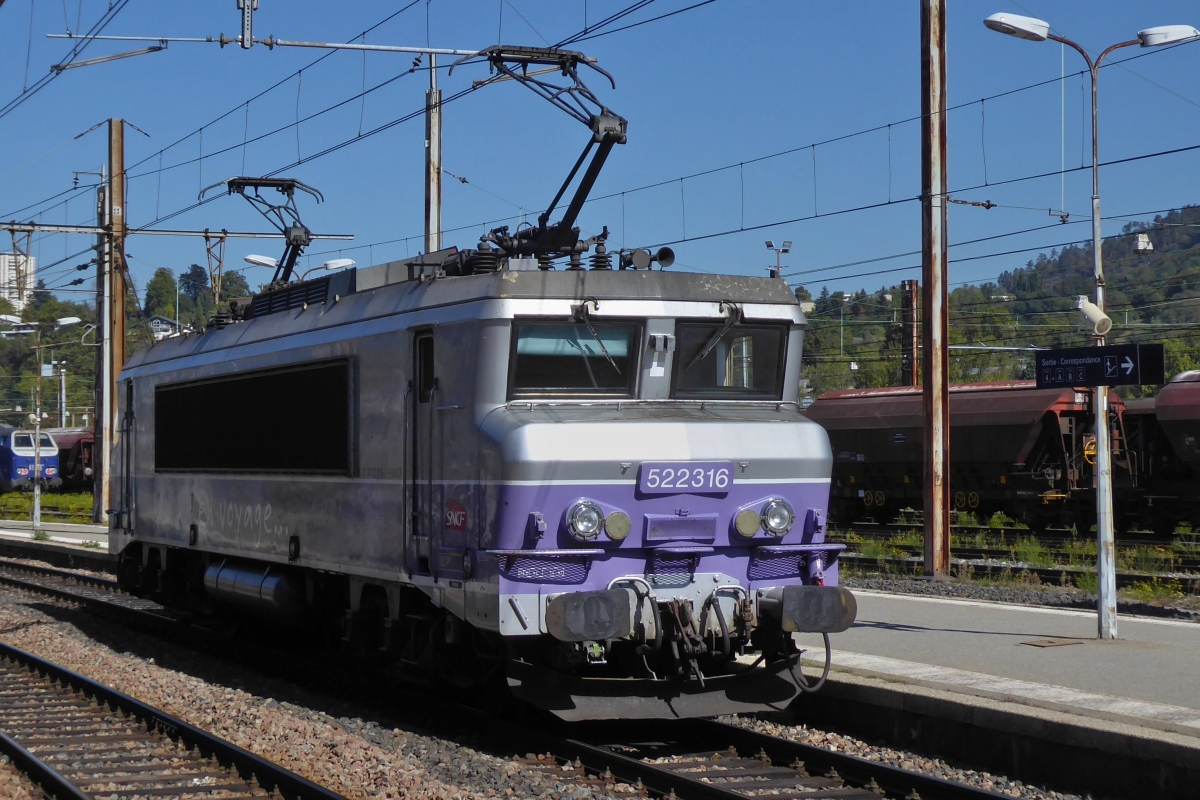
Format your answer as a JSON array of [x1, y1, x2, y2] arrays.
[[408, 332, 437, 576]]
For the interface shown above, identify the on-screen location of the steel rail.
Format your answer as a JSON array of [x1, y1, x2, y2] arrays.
[[0, 557, 1019, 800], [0, 558, 120, 591], [0, 728, 91, 800], [0, 640, 348, 800], [838, 554, 1200, 592], [519, 717, 1012, 800], [700, 719, 1009, 800], [0, 566, 175, 627]]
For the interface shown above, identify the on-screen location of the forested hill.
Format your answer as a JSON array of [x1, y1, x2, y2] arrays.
[[798, 205, 1200, 397]]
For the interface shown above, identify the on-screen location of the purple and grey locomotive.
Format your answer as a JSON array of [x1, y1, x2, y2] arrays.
[[110, 263, 855, 719], [109, 45, 853, 719]]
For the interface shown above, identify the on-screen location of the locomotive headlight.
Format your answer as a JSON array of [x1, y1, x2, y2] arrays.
[[567, 500, 604, 541], [604, 511, 632, 541], [761, 498, 795, 537], [734, 508, 762, 538]]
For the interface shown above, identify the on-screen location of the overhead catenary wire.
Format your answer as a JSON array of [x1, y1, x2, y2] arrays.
[[0, 0, 133, 123]]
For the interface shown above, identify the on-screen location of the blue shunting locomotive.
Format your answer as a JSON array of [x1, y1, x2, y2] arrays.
[[0, 427, 61, 492]]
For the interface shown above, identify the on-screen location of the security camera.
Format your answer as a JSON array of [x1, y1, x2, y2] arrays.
[[1076, 295, 1112, 337]]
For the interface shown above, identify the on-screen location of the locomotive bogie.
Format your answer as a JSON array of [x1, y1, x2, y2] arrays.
[[112, 268, 852, 718]]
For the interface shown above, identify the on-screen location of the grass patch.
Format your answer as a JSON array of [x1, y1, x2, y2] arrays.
[[0, 492, 93, 524], [888, 530, 922, 548], [858, 540, 904, 561], [987, 512, 1012, 529], [1074, 572, 1099, 593], [81, 540, 101, 549], [1119, 546, 1177, 575], [1122, 578, 1184, 603], [31, 530, 49, 541], [1012, 536, 1054, 567]]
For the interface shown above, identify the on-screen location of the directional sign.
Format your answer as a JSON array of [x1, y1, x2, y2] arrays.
[[1035, 343, 1165, 388]]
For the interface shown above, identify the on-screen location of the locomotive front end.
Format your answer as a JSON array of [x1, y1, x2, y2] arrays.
[[477, 279, 855, 719]]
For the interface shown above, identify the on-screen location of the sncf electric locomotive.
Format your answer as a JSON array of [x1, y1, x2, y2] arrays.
[[110, 45, 855, 722], [111, 264, 854, 719]]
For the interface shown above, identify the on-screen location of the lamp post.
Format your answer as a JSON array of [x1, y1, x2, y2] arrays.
[[984, 14, 1200, 640], [765, 240, 792, 279], [299, 258, 356, 282]]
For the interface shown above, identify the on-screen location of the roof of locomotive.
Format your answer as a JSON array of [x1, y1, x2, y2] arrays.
[[805, 381, 1102, 430], [124, 267, 801, 370]]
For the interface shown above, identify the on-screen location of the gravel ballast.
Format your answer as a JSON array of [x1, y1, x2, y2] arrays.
[[731, 717, 1083, 800], [0, 576, 1082, 800], [0, 588, 628, 800], [0, 757, 43, 800]]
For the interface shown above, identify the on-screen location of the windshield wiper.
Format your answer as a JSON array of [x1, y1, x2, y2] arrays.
[[574, 301, 621, 374], [685, 305, 740, 371]]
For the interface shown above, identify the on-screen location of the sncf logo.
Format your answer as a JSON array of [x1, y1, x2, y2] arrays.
[[445, 501, 468, 531]]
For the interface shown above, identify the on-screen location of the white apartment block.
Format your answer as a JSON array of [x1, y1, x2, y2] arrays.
[[0, 253, 35, 312]]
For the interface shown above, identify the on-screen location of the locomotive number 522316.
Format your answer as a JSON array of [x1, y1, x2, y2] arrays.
[[638, 461, 734, 494]]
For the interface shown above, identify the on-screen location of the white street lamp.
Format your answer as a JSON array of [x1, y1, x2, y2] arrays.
[[985, 13, 1199, 641], [765, 240, 792, 279], [300, 258, 356, 282]]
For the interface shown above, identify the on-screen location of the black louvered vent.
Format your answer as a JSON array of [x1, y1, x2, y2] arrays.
[[251, 277, 331, 318]]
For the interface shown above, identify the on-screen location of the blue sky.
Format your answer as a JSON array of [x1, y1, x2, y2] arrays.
[[2, 1, 1198, 304]]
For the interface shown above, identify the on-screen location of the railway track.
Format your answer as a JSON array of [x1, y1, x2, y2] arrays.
[[830, 521, 1192, 546], [525, 717, 1010, 800], [0, 558, 174, 627], [0, 639, 345, 800], [838, 553, 1200, 592], [0, 557, 1017, 799]]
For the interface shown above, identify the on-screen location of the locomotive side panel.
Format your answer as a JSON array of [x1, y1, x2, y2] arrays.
[[119, 330, 419, 580]]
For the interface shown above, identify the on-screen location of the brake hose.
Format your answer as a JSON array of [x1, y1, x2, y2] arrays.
[[787, 632, 832, 693]]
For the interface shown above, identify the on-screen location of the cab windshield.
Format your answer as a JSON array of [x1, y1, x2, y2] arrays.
[[509, 320, 639, 398], [672, 322, 787, 400], [11, 434, 54, 451]]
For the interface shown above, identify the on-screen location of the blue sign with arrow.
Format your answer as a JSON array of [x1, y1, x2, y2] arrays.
[[1035, 343, 1165, 388]]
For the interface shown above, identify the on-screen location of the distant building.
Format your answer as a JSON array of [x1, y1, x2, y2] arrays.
[[799, 301, 816, 313], [990, 294, 1013, 302], [0, 254, 35, 312], [147, 315, 187, 340]]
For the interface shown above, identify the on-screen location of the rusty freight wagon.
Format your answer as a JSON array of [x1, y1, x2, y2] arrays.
[[804, 381, 1134, 532], [1123, 371, 1200, 535]]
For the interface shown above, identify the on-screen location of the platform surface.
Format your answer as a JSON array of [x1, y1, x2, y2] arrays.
[[798, 590, 1200, 737], [0, 520, 108, 549]]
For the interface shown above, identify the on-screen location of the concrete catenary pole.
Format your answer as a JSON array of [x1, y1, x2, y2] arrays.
[[95, 118, 127, 524], [425, 54, 442, 254], [93, 175, 108, 523], [901, 279, 920, 386], [921, 0, 951, 576]]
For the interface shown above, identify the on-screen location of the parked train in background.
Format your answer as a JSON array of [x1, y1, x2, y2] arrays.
[[0, 427, 60, 493], [43, 427, 95, 492], [1123, 371, 1200, 535], [805, 374, 1200, 536]]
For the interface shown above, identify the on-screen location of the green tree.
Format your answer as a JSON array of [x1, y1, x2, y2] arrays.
[[143, 268, 177, 320], [220, 271, 251, 300]]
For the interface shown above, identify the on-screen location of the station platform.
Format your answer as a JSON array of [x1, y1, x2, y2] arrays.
[[0, 520, 113, 571], [800, 590, 1200, 736], [795, 590, 1200, 798], [0, 519, 108, 549]]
